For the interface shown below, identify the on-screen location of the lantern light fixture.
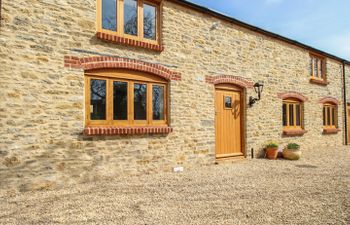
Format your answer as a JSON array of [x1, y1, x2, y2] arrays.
[[249, 81, 264, 107]]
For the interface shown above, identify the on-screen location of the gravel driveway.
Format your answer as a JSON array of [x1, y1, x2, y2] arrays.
[[0, 146, 349, 225]]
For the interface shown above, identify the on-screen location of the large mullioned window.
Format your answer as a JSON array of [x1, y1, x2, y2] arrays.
[[85, 69, 167, 127], [97, 0, 160, 43]]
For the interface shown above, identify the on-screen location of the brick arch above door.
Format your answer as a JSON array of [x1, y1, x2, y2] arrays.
[[64, 56, 182, 81], [205, 75, 254, 89]]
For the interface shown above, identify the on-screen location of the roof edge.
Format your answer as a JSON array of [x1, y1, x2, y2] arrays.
[[168, 0, 350, 65]]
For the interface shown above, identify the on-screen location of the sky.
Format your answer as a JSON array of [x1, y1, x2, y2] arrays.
[[187, 0, 350, 60]]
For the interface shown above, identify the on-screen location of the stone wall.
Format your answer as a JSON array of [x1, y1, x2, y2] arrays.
[[346, 65, 350, 103], [0, 0, 346, 191]]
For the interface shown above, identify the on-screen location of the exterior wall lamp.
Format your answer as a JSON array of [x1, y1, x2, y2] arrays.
[[249, 82, 264, 107]]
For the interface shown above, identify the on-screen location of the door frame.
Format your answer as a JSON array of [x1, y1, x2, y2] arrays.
[[214, 83, 246, 159]]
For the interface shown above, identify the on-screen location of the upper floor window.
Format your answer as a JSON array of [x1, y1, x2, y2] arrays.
[[283, 99, 303, 130], [98, 0, 160, 44], [310, 54, 327, 84], [323, 103, 337, 129], [85, 69, 167, 127]]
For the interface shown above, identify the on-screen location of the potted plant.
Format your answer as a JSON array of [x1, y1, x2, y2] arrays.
[[283, 143, 301, 160], [265, 142, 279, 160]]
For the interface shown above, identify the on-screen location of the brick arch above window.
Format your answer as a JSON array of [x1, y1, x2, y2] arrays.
[[64, 56, 181, 81], [205, 75, 254, 89], [277, 91, 308, 102], [319, 97, 340, 105]]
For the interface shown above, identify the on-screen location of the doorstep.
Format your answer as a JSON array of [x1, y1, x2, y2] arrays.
[[215, 155, 246, 164]]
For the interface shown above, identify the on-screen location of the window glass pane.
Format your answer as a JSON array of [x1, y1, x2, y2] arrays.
[[320, 60, 323, 78], [332, 107, 335, 126], [90, 79, 106, 120], [296, 104, 300, 126], [113, 81, 128, 120], [323, 107, 326, 126], [153, 85, 164, 120], [225, 96, 232, 108], [282, 103, 287, 126], [102, 0, 117, 31], [134, 83, 147, 120], [124, 0, 138, 36], [310, 57, 313, 76], [289, 104, 294, 126], [314, 58, 318, 77], [144, 4, 156, 40], [327, 107, 331, 126]]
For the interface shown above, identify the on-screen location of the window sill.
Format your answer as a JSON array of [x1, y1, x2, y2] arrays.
[[309, 78, 329, 86], [323, 128, 340, 134], [96, 32, 164, 52], [84, 126, 173, 136], [282, 129, 307, 137]]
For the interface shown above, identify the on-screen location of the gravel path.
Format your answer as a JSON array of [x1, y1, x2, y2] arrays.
[[0, 146, 349, 225]]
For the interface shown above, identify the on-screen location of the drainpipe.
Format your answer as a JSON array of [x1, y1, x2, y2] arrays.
[[343, 61, 348, 145]]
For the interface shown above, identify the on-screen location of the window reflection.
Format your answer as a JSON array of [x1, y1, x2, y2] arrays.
[[124, 0, 138, 36], [144, 4, 156, 40], [113, 81, 128, 120], [102, 0, 117, 31], [153, 85, 164, 120], [90, 79, 106, 120], [134, 83, 147, 120]]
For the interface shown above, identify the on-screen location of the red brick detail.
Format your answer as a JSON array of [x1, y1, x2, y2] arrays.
[[319, 97, 340, 105], [323, 128, 340, 134], [277, 92, 308, 102], [64, 56, 81, 69], [171, 72, 182, 81], [96, 32, 164, 52], [64, 56, 181, 81], [282, 129, 307, 137], [310, 78, 329, 86], [205, 75, 254, 88], [84, 126, 173, 136]]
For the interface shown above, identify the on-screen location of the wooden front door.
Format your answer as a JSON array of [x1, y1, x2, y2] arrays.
[[215, 84, 243, 159]]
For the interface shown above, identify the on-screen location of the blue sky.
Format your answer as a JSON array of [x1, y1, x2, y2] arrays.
[[188, 0, 350, 60]]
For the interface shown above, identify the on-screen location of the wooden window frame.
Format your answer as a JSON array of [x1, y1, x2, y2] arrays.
[[310, 53, 328, 85], [96, 0, 161, 46], [85, 69, 168, 127], [323, 103, 337, 129], [283, 99, 304, 131]]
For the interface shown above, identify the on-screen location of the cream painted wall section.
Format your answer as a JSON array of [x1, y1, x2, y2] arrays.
[[0, 0, 345, 191]]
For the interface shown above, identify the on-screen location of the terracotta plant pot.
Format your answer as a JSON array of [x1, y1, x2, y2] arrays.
[[266, 147, 279, 160], [283, 148, 301, 160]]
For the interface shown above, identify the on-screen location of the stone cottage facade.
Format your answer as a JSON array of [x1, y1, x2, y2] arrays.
[[0, 0, 349, 191]]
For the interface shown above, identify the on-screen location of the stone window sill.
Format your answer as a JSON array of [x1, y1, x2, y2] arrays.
[[282, 129, 307, 137], [323, 128, 340, 134], [310, 78, 329, 86], [96, 32, 164, 52], [84, 126, 173, 136]]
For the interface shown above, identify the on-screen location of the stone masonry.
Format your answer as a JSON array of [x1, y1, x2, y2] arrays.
[[0, 0, 348, 191]]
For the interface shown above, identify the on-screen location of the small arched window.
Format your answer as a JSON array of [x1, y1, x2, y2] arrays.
[[282, 98, 303, 130], [85, 69, 168, 127], [323, 103, 337, 129]]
